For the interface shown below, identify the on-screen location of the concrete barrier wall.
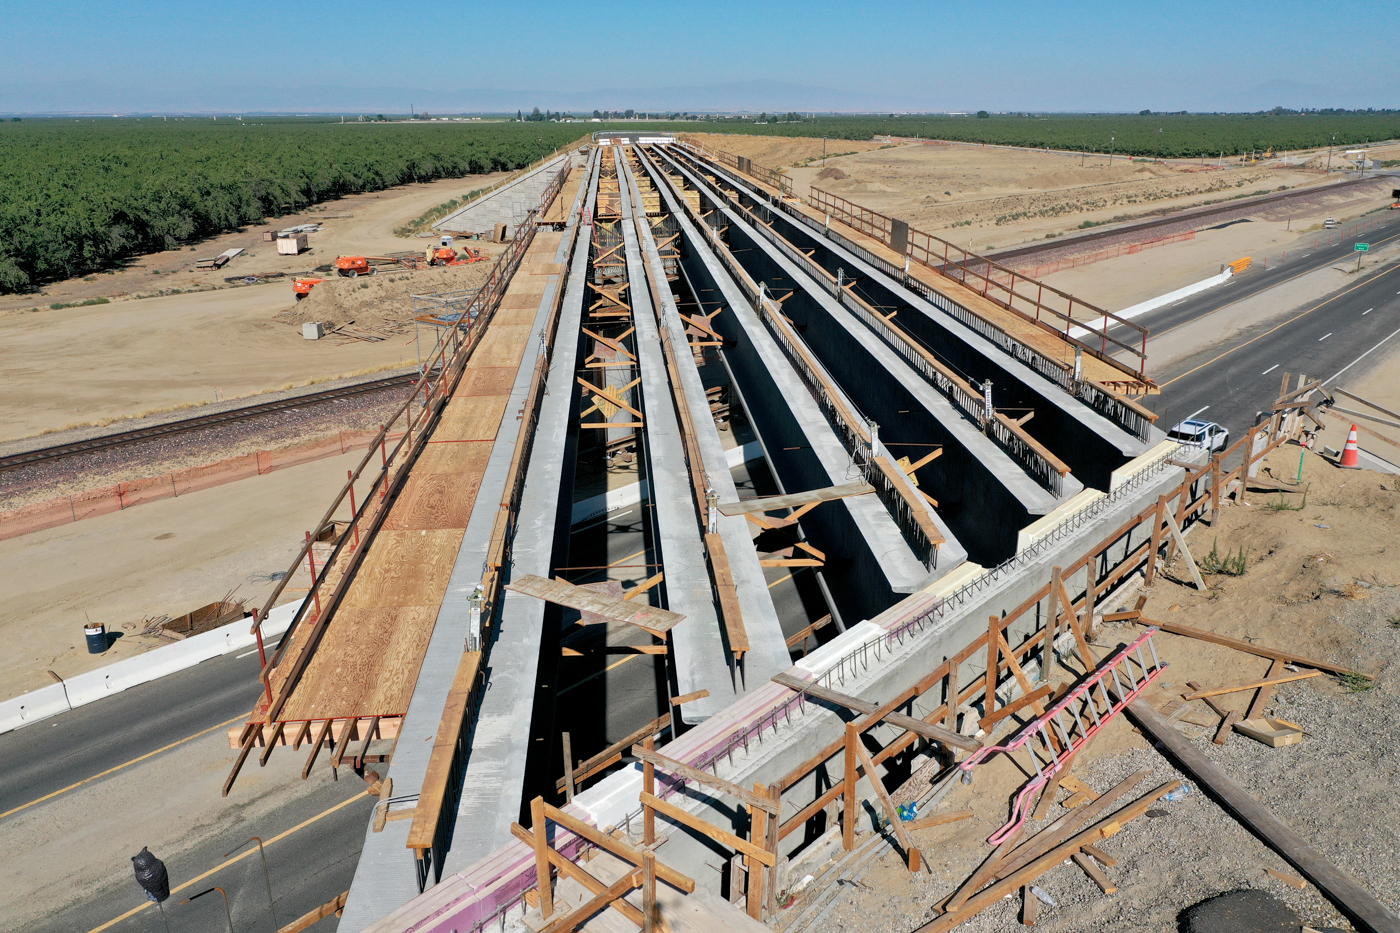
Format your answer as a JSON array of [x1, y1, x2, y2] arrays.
[[0, 601, 297, 734]]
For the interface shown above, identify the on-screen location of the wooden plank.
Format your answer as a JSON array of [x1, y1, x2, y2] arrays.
[[507, 824, 645, 926], [843, 723, 857, 851], [979, 683, 1055, 731], [991, 769, 1152, 881], [407, 652, 482, 850], [771, 672, 980, 752], [1126, 699, 1400, 933], [671, 690, 711, 706], [1266, 867, 1309, 889], [1073, 852, 1117, 894], [630, 745, 778, 813], [1215, 710, 1241, 745], [904, 809, 974, 831], [1162, 510, 1207, 591], [640, 792, 775, 866], [1136, 618, 1368, 678], [506, 574, 685, 634], [920, 782, 1179, 933], [437, 394, 511, 440], [850, 726, 921, 871], [872, 456, 945, 546], [538, 866, 641, 933], [336, 530, 462, 610], [542, 803, 695, 892], [746, 789, 769, 920], [715, 481, 874, 516], [554, 715, 671, 794], [456, 366, 520, 397], [1248, 658, 1286, 721], [1184, 670, 1321, 699], [1021, 885, 1037, 926], [1082, 843, 1116, 867], [277, 891, 348, 933], [705, 532, 748, 657]]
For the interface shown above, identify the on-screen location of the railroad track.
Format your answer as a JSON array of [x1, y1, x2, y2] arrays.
[[988, 173, 1389, 264], [0, 373, 419, 472]]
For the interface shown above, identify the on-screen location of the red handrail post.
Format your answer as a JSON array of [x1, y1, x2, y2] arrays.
[[347, 470, 360, 549], [305, 531, 322, 617]]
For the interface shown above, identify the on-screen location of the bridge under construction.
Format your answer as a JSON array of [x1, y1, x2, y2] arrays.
[[216, 135, 1314, 933]]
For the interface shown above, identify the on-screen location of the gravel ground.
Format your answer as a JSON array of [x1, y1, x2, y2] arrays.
[[811, 584, 1400, 933], [0, 381, 411, 508]]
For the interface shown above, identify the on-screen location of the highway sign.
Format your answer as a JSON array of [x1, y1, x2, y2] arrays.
[[1355, 243, 1370, 252]]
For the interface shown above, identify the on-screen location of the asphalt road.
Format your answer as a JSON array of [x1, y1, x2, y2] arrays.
[[1111, 211, 1400, 440], [0, 650, 373, 933]]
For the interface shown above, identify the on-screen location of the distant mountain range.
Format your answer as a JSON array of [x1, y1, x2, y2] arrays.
[[0, 77, 1388, 116]]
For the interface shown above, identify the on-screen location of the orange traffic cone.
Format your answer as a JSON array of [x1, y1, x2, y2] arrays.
[[1338, 424, 1361, 469]]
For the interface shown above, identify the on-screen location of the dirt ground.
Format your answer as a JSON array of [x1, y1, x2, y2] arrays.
[[794, 450, 1400, 933], [0, 450, 375, 702], [683, 133, 888, 170], [0, 172, 509, 441]]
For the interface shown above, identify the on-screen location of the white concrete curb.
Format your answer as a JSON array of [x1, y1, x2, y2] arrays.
[[1069, 268, 1232, 340], [0, 601, 299, 735]]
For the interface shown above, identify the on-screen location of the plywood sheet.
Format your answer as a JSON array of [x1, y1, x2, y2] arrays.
[[505, 574, 684, 634], [280, 606, 441, 720], [381, 471, 485, 531], [471, 325, 532, 368], [414, 440, 493, 474], [498, 293, 542, 311], [717, 481, 873, 516], [490, 306, 541, 327], [339, 528, 463, 610], [456, 366, 519, 398], [437, 395, 510, 440]]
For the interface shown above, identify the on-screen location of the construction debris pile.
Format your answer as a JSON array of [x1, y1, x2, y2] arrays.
[[283, 258, 494, 326]]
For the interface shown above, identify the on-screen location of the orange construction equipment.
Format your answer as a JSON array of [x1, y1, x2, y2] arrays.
[[335, 256, 374, 277], [293, 278, 325, 299], [425, 245, 489, 266], [1339, 424, 1362, 469]]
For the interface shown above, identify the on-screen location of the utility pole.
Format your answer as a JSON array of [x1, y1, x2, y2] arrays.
[[1326, 133, 1335, 172], [1108, 135, 1115, 165]]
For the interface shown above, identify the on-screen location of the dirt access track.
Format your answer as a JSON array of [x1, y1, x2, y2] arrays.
[[0, 173, 511, 441]]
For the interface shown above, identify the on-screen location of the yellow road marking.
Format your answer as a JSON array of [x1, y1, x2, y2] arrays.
[[85, 790, 371, 933], [0, 713, 248, 822], [1160, 263, 1400, 390]]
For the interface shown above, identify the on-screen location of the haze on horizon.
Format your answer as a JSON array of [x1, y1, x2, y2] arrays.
[[1, 0, 1395, 115]]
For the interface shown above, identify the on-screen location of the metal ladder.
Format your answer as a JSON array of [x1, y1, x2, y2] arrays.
[[958, 627, 1167, 844]]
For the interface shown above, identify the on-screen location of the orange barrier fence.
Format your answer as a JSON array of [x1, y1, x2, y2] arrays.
[[0, 430, 404, 542], [1010, 230, 1196, 279]]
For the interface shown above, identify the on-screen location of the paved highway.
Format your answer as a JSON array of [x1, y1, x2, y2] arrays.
[[1110, 207, 1400, 441], [0, 650, 372, 933]]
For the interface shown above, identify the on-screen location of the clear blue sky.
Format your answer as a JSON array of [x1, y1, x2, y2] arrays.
[[1, 0, 1395, 112]]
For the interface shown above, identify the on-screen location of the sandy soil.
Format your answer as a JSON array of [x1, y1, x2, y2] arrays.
[[0, 450, 375, 702], [683, 133, 887, 169], [778, 142, 1331, 252], [803, 451, 1400, 933], [0, 172, 513, 441]]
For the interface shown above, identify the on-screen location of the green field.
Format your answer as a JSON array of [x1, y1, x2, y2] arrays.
[[671, 112, 1400, 158], [4, 112, 1396, 295], [0, 119, 586, 293]]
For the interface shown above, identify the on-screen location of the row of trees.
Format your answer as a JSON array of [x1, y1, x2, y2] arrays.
[[0, 120, 585, 292]]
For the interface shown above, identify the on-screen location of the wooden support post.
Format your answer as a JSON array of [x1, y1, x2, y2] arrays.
[[1210, 455, 1223, 524], [643, 733, 655, 845], [1144, 495, 1167, 585], [259, 721, 285, 767], [1058, 579, 1097, 670], [562, 732, 575, 803], [747, 786, 769, 920], [1082, 564, 1098, 642], [843, 722, 858, 851], [1042, 567, 1062, 684], [944, 659, 959, 734], [985, 616, 1001, 718], [531, 796, 553, 920], [352, 717, 378, 770], [642, 850, 657, 933], [301, 720, 331, 779], [765, 784, 782, 917]]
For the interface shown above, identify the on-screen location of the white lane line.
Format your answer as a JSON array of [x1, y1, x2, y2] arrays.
[[1326, 324, 1400, 383], [235, 649, 259, 659], [1261, 364, 1279, 375], [1364, 308, 1373, 315], [1319, 333, 1332, 341]]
